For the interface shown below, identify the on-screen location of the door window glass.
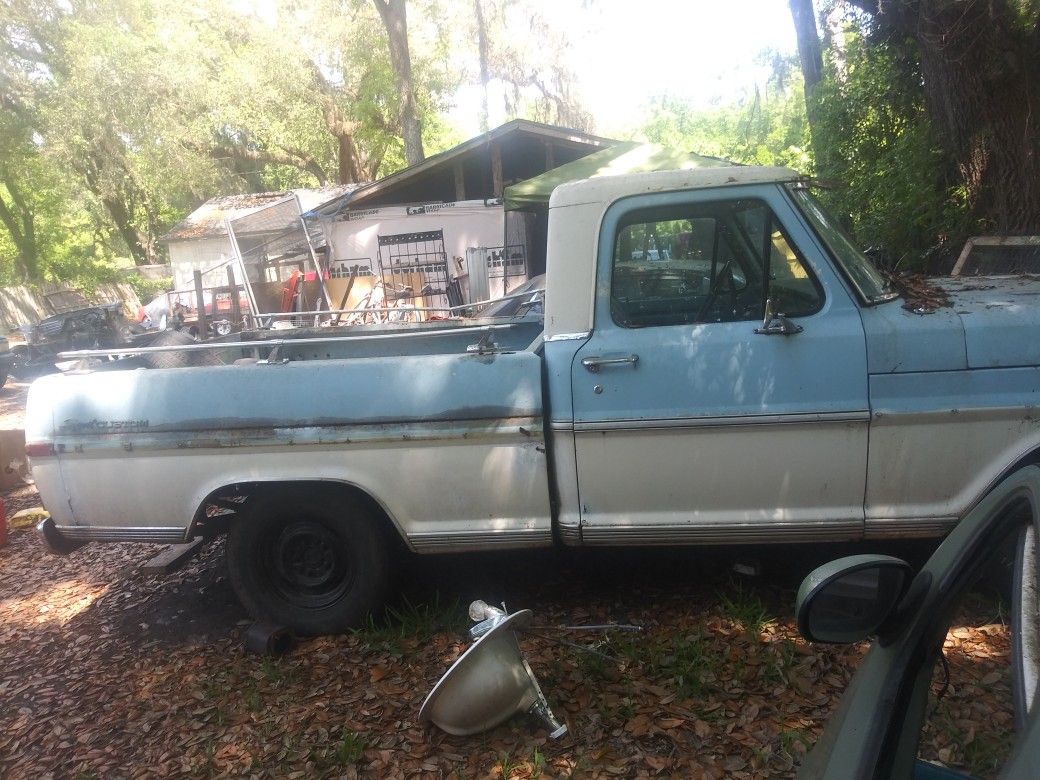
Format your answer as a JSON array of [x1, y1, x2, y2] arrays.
[[610, 199, 822, 328]]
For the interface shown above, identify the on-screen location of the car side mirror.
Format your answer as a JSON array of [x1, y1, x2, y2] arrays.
[[796, 555, 913, 643]]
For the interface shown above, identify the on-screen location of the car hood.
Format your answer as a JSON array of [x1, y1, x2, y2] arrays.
[[861, 275, 1040, 372]]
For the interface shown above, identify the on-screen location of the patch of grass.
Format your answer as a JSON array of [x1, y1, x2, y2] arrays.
[[607, 629, 724, 698], [613, 631, 666, 670], [763, 638, 798, 687], [331, 730, 366, 766], [929, 705, 1013, 778], [717, 579, 772, 634], [498, 748, 517, 778], [241, 680, 262, 711], [530, 747, 547, 776], [668, 633, 718, 698], [201, 677, 227, 700], [575, 646, 611, 681], [259, 655, 297, 684], [559, 755, 591, 778], [961, 730, 1014, 778], [751, 744, 773, 765], [779, 728, 811, 758], [353, 593, 466, 656]]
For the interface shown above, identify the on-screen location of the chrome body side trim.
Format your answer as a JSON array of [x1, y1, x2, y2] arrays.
[[578, 521, 863, 546], [863, 516, 958, 540], [57, 525, 189, 544], [557, 524, 582, 546], [573, 410, 870, 433], [407, 528, 554, 553], [52, 417, 542, 455]]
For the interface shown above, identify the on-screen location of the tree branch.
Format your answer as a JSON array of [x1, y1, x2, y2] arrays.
[[204, 141, 329, 185]]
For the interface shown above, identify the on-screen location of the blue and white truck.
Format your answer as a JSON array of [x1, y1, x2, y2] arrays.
[[25, 165, 1040, 633]]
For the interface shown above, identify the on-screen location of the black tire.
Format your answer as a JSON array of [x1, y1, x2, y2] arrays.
[[226, 492, 390, 635], [141, 330, 225, 369]]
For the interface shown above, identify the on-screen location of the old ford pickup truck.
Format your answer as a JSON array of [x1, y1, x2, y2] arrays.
[[24, 166, 1040, 634]]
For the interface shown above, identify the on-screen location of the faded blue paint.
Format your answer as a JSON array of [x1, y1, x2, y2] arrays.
[[869, 366, 1040, 417], [572, 184, 869, 423], [35, 351, 543, 436], [860, 276, 1040, 375], [939, 276, 1040, 369], [859, 303, 967, 374], [543, 338, 586, 425]]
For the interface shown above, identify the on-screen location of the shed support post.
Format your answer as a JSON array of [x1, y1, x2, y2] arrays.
[[227, 265, 241, 332], [453, 163, 466, 201], [491, 143, 503, 198], [193, 269, 208, 339]]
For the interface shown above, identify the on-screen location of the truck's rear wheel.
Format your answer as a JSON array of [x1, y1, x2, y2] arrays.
[[226, 493, 389, 635]]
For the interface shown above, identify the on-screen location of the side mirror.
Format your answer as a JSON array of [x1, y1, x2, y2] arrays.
[[796, 555, 913, 643]]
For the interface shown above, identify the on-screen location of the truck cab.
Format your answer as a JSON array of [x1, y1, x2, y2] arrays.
[[541, 167, 1040, 547]]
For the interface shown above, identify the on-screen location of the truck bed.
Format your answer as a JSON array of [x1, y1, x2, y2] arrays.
[[25, 321, 552, 552]]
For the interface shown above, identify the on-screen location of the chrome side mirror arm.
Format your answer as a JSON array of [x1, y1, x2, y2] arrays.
[[755, 298, 804, 336]]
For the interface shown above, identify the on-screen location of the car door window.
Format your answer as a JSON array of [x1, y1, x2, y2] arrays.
[[915, 531, 1022, 778], [610, 199, 823, 328]]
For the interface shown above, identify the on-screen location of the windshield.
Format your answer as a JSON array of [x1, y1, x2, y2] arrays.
[[786, 185, 897, 305]]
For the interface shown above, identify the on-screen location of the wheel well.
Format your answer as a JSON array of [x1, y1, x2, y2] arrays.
[[189, 480, 410, 552]]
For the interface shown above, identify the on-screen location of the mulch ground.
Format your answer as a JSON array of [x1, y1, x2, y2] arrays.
[[0, 481, 1016, 779]]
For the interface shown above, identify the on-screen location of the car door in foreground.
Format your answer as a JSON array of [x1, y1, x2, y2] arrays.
[[795, 466, 1040, 779]]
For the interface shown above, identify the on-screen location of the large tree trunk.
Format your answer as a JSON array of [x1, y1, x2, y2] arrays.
[[851, 0, 1040, 234], [0, 175, 40, 280], [337, 135, 361, 184], [81, 150, 155, 266], [787, 0, 829, 175], [373, 0, 424, 166]]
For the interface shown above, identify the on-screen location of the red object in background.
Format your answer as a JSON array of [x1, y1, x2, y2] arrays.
[[281, 270, 302, 312], [0, 496, 7, 547]]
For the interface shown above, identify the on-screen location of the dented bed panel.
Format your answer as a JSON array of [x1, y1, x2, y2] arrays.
[[31, 351, 542, 433]]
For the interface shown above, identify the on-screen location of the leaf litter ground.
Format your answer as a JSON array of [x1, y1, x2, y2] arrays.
[[0, 483, 1014, 779]]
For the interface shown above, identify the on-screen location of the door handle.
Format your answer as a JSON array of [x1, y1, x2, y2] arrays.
[[582, 354, 639, 373]]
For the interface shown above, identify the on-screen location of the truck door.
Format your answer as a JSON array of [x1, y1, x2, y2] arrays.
[[570, 185, 869, 544]]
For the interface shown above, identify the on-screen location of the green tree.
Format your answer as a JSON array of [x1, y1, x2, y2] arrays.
[[466, 0, 592, 131], [0, 0, 460, 279], [812, 12, 960, 269], [636, 53, 812, 172], [848, 0, 1040, 236]]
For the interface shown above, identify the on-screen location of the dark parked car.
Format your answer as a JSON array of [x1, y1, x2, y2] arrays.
[[795, 466, 1040, 779], [0, 336, 15, 388], [17, 290, 139, 369], [477, 274, 545, 318]]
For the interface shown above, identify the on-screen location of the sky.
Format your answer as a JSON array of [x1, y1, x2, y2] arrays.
[[448, 0, 801, 137]]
